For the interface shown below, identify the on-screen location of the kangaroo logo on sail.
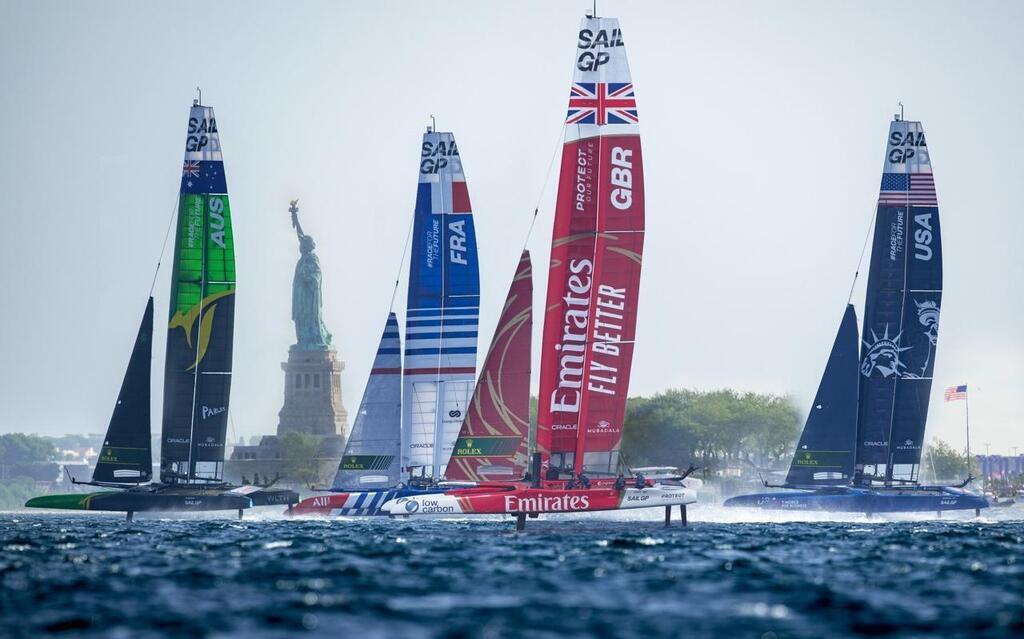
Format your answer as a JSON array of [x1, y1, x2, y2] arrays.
[[888, 129, 926, 164], [577, 27, 624, 71], [186, 116, 217, 153], [421, 139, 459, 174]]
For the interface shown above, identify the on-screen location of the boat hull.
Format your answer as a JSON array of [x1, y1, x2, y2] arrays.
[[381, 483, 697, 516], [289, 486, 446, 517], [723, 486, 989, 513], [25, 484, 298, 513]]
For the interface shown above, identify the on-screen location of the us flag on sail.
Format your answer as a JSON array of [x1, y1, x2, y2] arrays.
[[879, 172, 937, 206]]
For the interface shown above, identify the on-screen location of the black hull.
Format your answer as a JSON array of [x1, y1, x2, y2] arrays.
[[25, 483, 299, 513]]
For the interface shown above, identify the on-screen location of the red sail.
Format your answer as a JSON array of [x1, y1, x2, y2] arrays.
[[444, 251, 532, 482], [536, 16, 644, 476]]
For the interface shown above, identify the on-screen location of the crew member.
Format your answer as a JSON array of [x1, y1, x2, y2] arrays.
[[579, 472, 591, 489], [565, 474, 577, 490], [614, 473, 626, 492], [634, 472, 646, 490]]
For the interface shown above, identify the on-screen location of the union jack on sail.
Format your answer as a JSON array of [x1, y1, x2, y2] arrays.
[[566, 82, 639, 125]]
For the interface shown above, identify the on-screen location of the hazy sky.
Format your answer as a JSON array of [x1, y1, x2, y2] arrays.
[[1, 1, 1021, 454]]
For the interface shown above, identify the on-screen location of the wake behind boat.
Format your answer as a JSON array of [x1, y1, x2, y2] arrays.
[[26, 100, 298, 518], [382, 12, 697, 529], [724, 115, 986, 516]]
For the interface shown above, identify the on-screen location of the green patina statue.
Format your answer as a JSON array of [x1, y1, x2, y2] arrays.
[[289, 200, 332, 351]]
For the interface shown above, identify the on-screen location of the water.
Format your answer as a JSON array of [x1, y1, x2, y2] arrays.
[[2, 507, 1023, 638]]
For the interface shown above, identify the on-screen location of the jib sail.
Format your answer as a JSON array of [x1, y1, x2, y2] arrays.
[[401, 130, 481, 480], [92, 298, 155, 484], [445, 251, 532, 482], [536, 15, 644, 476], [331, 313, 403, 490], [160, 102, 236, 483], [786, 304, 859, 486], [855, 118, 941, 482]]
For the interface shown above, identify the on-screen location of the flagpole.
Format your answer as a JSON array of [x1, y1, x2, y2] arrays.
[[965, 384, 972, 481]]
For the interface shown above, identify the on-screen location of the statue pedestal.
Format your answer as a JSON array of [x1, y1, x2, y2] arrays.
[[277, 348, 349, 438]]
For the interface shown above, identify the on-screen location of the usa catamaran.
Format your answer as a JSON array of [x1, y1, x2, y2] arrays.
[[724, 114, 987, 515], [290, 128, 483, 516], [382, 13, 698, 528], [26, 99, 299, 518]]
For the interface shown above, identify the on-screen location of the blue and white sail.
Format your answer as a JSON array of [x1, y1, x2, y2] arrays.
[[855, 118, 942, 482], [786, 304, 859, 486], [331, 313, 402, 491], [401, 130, 481, 479]]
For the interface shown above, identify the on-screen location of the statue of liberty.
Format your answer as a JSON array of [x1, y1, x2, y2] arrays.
[[288, 200, 332, 350]]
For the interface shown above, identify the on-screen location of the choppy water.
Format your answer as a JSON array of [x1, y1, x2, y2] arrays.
[[2, 507, 1023, 639]]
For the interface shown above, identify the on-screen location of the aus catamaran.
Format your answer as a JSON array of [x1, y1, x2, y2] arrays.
[[383, 13, 698, 528], [290, 127, 482, 516], [25, 99, 299, 519], [724, 114, 987, 515]]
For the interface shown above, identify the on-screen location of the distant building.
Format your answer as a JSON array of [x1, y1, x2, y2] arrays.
[[976, 454, 1024, 480]]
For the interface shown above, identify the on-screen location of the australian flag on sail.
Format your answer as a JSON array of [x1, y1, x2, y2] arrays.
[[181, 160, 227, 194], [879, 172, 937, 206], [566, 83, 639, 125]]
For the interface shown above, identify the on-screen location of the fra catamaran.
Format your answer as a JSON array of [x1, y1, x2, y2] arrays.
[[724, 114, 987, 515], [26, 99, 299, 519], [290, 127, 482, 516], [383, 13, 698, 528]]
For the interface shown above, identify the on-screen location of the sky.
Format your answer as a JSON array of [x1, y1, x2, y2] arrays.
[[1, 0, 1021, 455]]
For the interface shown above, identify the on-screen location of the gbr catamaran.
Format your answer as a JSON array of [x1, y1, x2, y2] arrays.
[[724, 114, 987, 515], [26, 100, 299, 519], [383, 13, 698, 528], [290, 128, 482, 516]]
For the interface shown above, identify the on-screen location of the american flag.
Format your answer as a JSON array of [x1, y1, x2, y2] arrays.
[[566, 82, 639, 126], [944, 384, 968, 401], [183, 160, 200, 178], [879, 172, 937, 206]]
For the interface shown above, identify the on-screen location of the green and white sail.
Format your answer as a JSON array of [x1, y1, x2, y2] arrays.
[[160, 101, 236, 483]]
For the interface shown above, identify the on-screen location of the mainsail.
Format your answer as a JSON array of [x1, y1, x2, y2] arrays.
[[401, 130, 481, 479], [786, 304, 859, 486], [536, 16, 644, 475], [855, 118, 942, 482], [160, 102, 236, 483], [445, 251, 532, 482], [92, 298, 155, 484], [331, 313, 402, 490]]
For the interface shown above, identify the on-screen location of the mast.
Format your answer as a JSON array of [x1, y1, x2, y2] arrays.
[[445, 251, 532, 482], [536, 16, 644, 476], [854, 117, 941, 484], [331, 313, 402, 490], [92, 298, 155, 484], [401, 129, 480, 480], [160, 101, 236, 484]]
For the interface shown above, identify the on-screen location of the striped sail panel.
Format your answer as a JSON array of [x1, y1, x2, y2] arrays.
[[160, 104, 236, 483], [331, 313, 402, 490], [445, 251, 532, 482], [401, 131, 481, 478], [855, 119, 942, 482], [92, 298, 154, 484], [536, 16, 644, 475]]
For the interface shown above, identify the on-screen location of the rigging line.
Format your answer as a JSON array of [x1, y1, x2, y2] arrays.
[[523, 114, 569, 253], [149, 192, 181, 297], [388, 211, 416, 313], [846, 197, 878, 306]]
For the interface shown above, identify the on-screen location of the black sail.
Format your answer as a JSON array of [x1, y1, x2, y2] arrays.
[[855, 119, 941, 482], [92, 298, 155, 484], [786, 304, 859, 486]]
